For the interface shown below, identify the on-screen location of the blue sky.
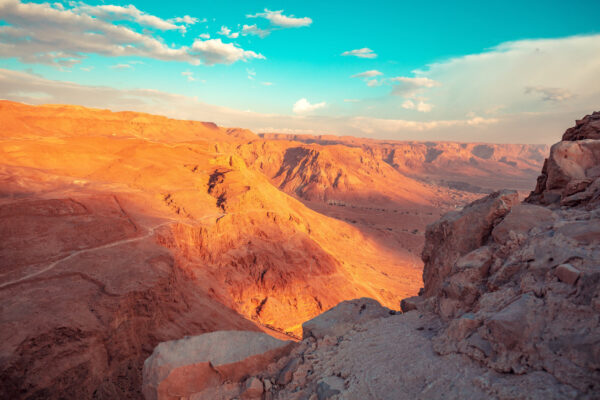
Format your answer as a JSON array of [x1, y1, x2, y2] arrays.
[[1, 0, 599, 142]]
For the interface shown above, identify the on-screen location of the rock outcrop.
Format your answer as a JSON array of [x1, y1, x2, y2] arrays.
[[527, 111, 600, 207], [416, 113, 600, 395]]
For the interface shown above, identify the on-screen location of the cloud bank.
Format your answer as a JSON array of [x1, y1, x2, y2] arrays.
[[0, 0, 260, 67]]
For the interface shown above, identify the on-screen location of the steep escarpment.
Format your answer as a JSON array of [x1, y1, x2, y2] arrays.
[[234, 139, 481, 264], [260, 133, 548, 193]]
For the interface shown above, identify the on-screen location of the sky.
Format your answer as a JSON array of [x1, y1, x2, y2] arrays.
[[0, 0, 599, 143]]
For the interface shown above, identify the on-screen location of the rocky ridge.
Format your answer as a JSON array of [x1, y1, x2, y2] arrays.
[[143, 112, 600, 399]]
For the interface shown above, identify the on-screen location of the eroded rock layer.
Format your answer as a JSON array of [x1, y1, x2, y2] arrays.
[[159, 112, 600, 399]]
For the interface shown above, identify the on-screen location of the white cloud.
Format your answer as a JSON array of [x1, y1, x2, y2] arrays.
[[415, 34, 600, 119], [416, 101, 433, 112], [344, 99, 360, 103], [351, 70, 383, 78], [341, 48, 377, 59], [247, 9, 312, 28], [246, 68, 256, 80], [401, 100, 414, 109], [366, 79, 381, 87], [199, 33, 210, 39], [181, 70, 195, 81], [110, 63, 132, 69], [261, 81, 273, 86], [218, 25, 239, 39], [78, 4, 186, 33], [525, 86, 574, 102], [241, 24, 271, 38], [190, 39, 265, 65], [0, 0, 259, 67], [170, 15, 203, 25], [293, 98, 326, 114], [390, 76, 441, 97], [402, 99, 433, 112]]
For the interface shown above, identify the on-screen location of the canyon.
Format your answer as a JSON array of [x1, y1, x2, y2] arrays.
[[0, 100, 575, 399]]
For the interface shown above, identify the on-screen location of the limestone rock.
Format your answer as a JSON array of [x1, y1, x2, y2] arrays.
[[562, 111, 600, 141], [142, 331, 295, 400], [422, 190, 518, 297], [528, 113, 600, 207], [316, 376, 345, 399], [555, 263, 580, 285], [491, 204, 556, 245], [301, 298, 391, 340], [241, 377, 264, 399]]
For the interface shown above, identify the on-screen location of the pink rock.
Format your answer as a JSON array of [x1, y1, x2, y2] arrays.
[[241, 377, 264, 399], [555, 263, 581, 285], [301, 298, 391, 340], [422, 190, 518, 297], [491, 204, 556, 245], [142, 331, 295, 400]]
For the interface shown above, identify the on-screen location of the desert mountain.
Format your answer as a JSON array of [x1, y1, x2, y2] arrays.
[[0, 100, 548, 398], [142, 113, 600, 399]]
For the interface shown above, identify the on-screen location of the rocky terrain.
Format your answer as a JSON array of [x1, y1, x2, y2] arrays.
[[0, 100, 550, 398], [141, 112, 600, 399]]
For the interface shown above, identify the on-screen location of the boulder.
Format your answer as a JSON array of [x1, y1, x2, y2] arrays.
[[555, 263, 581, 285], [241, 377, 264, 399], [422, 190, 519, 297], [491, 204, 556, 245], [302, 298, 391, 340], [142, 331, 295, 400], [400, 295, 426, 313], [545, 140, 600, 191], [316, 376, 345, 400]]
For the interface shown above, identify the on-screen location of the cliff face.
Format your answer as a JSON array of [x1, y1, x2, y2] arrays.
[[146, 113, 600, 399], [259, 133, 549, 193], [417, 112, 600, 394]]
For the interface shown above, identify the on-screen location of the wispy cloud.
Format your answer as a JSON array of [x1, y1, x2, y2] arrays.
[[78, 4, 188, 33], [247, 9, 312, 28], [351, 70, 383, 78], [241, 24, 271, 38], [525, 86, 574, 102], [181, 70, 195, 81], [341, 48, 377, 59], [390, 77, 441, 97], [217, 25, 239, 39], [110, 63, 132, 69], [401, 99, 433, 112]]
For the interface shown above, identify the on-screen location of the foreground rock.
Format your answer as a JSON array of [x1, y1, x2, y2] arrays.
[[142, 331, 295, 400], [301, 298, 393, 340]]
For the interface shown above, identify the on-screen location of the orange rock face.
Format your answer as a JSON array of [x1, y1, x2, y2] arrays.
[[0, 101, 546, 398]]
